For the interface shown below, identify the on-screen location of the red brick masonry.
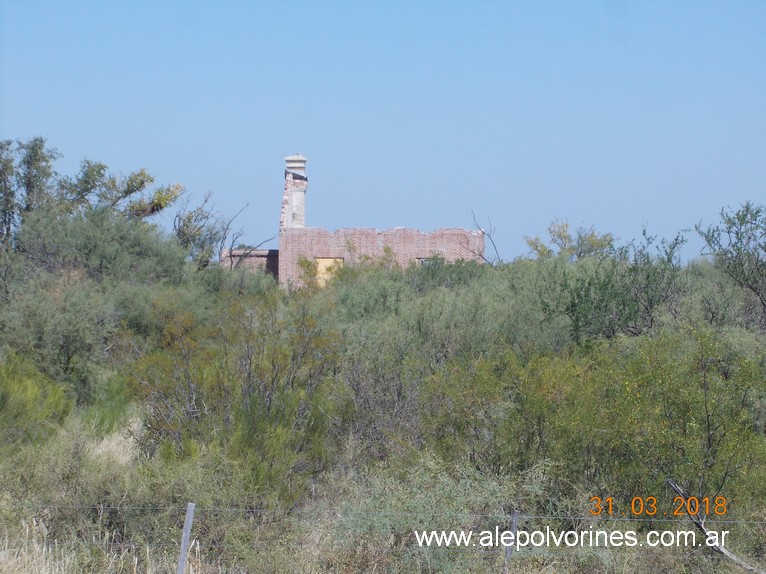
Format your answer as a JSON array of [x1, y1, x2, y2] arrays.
[[277, 226, 485, 286], [220, 248, 279, 275], [221, 155, 485, 286]]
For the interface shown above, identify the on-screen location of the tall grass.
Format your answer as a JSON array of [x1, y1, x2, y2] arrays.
[[0, 522, 223, 574]]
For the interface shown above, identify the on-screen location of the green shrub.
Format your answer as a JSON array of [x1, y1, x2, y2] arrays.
[[0, 352, 71, 448]]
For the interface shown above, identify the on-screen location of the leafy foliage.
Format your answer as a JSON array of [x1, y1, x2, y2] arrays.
[[0, 353, 71, 448], [59, 160, 183, 218], [525, 220, 614, 261], [173, 192, 233, 269], [1, 142, 765, 572], [698, 202, 766, 319], [539, 229, 686, 341]]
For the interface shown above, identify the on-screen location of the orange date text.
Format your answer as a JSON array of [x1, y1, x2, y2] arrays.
[[589, 496, 728, 517]]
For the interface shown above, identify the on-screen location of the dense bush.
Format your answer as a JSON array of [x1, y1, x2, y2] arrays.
[[1, 144, 765, 572]]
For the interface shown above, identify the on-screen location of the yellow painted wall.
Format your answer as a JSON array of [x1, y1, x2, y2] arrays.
[[316, 257, 344, 287]]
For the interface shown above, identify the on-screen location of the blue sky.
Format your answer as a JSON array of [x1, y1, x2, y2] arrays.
[[1, 1, 764, 260]]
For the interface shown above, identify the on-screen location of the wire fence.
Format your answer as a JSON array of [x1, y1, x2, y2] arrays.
[[2, 503, 765, 524], [2, 500, 765, 555], [3, 502, 766, 574]]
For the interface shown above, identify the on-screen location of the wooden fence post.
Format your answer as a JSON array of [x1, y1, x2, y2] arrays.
[[176, 502, 196, 574], [502, 509, 520, 574]]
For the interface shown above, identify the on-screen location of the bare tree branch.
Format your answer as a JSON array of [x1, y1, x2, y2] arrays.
[[471, 209, 501, 266], [667, 478, 765, 574]]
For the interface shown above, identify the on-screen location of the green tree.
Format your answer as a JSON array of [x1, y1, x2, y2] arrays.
[[540, 230, 685, 343], [0, 141, 16, 246], [173, 192, 234, 269], [549, 256, 627, 342], [1, 275, 116, 404], [613, 329, 766, 571], [15, 203, 185, 281], [17, 137, 58, 214], [618, 230, 686, 334], [525, 220, 614, 261], [619, 329, 765, 501], [0, 138, 59, 246], [1, 138, 182, 252], [698, 202, 766, 319], [132, 289, 342, 505], [59, 159, 182, 218]]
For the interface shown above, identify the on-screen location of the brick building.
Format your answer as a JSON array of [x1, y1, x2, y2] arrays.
[[221, 155, 485, 286]]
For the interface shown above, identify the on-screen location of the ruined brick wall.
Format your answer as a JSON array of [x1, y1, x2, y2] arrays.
[[278, 227, 484, 286], [221, 154, 485, 286], [219, 248, 279, 278]]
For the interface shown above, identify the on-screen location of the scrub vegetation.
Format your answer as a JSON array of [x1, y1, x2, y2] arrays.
[[1, 139, 765, 573]]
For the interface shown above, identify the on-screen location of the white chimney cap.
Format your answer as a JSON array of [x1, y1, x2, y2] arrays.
[[285, 154, 307, 174]]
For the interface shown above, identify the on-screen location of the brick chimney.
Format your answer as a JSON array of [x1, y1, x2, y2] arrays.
[[280, 154, 307, 229]]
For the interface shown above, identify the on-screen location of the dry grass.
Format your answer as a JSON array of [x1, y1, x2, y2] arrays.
[[88, 428, 137, 468], [0, 521, 223, 574]]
